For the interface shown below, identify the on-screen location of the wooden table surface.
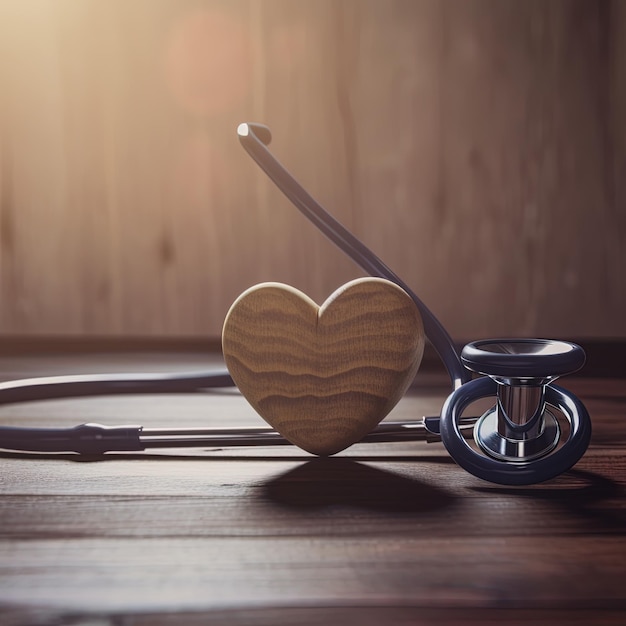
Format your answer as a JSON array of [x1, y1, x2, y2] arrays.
[[0, 350, 624, 625]]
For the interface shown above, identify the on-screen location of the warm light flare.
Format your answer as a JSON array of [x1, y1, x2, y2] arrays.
[[164, 8, 251, 116]]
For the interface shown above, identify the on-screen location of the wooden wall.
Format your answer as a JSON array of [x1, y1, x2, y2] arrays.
[[0, 0, 623, 340], [612, 0, 626, 335]]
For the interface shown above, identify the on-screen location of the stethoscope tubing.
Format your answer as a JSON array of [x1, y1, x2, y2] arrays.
[[0, 371, 477, 454], [0, 122, 591, 487]]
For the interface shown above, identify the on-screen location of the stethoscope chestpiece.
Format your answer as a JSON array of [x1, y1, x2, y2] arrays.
[[439, 339, 591, 485], [460, 339, 586, 380]]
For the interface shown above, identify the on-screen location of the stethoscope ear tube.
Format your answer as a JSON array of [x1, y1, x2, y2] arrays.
[[439, 377, 592, 485]]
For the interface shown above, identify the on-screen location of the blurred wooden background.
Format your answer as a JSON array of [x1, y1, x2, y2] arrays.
[[0, 0, 624, 341]]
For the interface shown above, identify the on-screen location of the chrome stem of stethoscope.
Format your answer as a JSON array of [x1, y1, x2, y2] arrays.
[[140, 418, 478, 448], [0, 416, 477, 455], [237, 122, 469, 390]]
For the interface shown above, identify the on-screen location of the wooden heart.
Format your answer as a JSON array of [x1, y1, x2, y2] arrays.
[[222, 278, 425, 456]]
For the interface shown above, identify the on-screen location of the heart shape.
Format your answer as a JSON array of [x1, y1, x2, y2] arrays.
[[222, 278, 424, 456]]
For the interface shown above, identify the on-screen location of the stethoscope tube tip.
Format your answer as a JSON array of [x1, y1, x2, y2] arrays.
[[238, 122, 272, 146]]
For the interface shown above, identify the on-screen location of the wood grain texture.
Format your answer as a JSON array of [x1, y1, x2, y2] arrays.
[[0, 351, 625, 625], [0, 0, 624, 339], [610, 0, 626, 304], [222, 278, 424, 455]]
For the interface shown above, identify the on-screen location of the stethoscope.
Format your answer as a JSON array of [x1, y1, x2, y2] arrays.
[[0, 122, 592, 486]]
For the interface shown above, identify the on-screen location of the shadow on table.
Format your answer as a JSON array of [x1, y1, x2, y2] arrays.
[[262, 457, 456, 513]]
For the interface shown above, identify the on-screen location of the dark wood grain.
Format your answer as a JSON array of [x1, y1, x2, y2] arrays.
[[0, 351, 624, 625]]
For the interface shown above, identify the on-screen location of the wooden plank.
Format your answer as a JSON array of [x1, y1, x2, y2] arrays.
[[3, 606, 625, 626], [609, 0, 626, 310], [0, 1, 623, 339], [439, 0, 618, 337], [0, 349, 625, 624], [1, 535, 626, 611]]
